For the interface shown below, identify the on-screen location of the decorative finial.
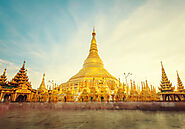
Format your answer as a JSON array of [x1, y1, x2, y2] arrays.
[[176, 70, 179, 77], [3, 68, 6, 76], [161, 61, 165, 72], [23, 60, 26, 68], [92, 27, 96, 36], [161, 61, 163, 67], [43, 73, 45, 79]]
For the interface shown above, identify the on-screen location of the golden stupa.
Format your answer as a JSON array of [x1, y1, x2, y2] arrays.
[[62, 28, 118, 88], [38, 73, 47, 93]]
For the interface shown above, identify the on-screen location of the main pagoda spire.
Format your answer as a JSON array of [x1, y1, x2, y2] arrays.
[[69, 28, 117, 82], [90, 27, 98, 53], [176, 71, 184, 92], [83, 28, 104, 68]]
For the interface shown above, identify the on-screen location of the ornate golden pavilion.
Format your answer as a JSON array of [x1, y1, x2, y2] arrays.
[[0, 61, 36, 102], [159, 62, 185, 101], [0, 61, 59, 102]]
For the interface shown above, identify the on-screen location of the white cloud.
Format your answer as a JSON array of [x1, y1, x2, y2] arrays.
[[99, 0, 185, 88]]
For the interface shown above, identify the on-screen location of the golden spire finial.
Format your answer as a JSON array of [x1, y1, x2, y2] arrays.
[[91, 27, 97, 47], [23, 60, 26, 68], [161, 61, 163, 68], [92, 27, 96, 36], [3, 68, 6, 76], [43, 73, 45, 80], [176, 70, 180, 81], [176, 70, 179, 76], [161, 61, 166, 74]]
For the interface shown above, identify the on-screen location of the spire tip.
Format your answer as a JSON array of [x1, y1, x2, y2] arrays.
[[3, 68, 6, 75], [93, 27, 95, 32], [92, 27, 96, 36], [43, 73, 45, 80], [23, 60, 26, 68]]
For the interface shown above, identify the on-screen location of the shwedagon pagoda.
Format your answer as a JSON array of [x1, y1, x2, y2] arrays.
[[0, 29, 185, 103]]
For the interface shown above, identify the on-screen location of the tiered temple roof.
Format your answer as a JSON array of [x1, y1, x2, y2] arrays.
[[159, 62, 174, 92], [0, 69, 8, 86], [176, 71, 184, 92], [9, 60, 31, 88]]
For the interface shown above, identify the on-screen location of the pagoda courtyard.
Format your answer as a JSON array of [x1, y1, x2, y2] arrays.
[[0, 29, 185, 102]]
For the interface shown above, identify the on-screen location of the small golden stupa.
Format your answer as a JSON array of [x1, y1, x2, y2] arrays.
[[38, 73, 47, 93]]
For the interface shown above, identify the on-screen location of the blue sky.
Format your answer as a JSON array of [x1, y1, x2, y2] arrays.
[[0, 0, 185, 89]]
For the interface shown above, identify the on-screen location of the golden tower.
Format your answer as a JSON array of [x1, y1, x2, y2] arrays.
[[159, 62, 174, 92], [176, 71, 184, 92], [159, 62, 175, 101], [65, 28, 118, 87], [38, 73, 47, 93]]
